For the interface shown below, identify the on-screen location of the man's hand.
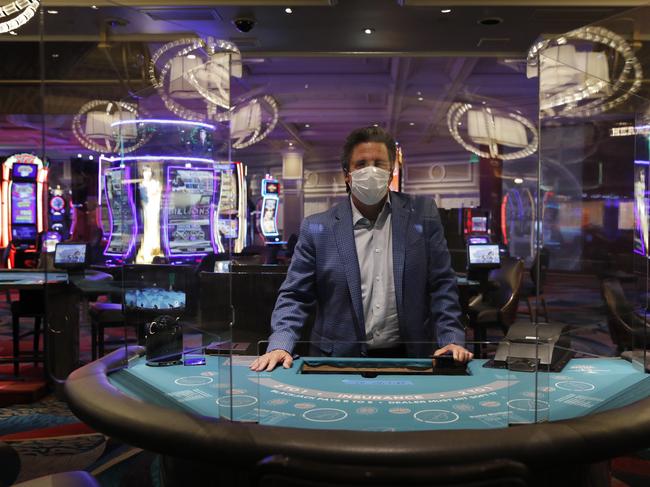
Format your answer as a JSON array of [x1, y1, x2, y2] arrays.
[[249, 349, 293, 372], [433, 344, 473, 364]]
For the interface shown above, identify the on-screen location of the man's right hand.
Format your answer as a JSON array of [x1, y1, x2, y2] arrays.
[[249, 349, 293, 372]]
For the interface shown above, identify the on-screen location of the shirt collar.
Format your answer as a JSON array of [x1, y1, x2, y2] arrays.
[[350, 192, 392, 227]]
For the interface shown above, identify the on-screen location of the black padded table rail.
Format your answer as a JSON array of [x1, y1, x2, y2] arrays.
[[65, 346, 650, 472]]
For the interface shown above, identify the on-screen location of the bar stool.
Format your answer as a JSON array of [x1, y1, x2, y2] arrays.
[[11, 290, 45, 376]]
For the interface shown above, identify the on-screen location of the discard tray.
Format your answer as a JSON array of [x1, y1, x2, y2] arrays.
[[300, 359, 469, 377]]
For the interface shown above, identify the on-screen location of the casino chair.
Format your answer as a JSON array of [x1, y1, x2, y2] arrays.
[[467, 258, 524, 358], [519, 248, 550, 323], [601, 277, 650, 352], [6, 240, 46, 376], [89, 301, 128, 360], [253, 455, 529, 487]]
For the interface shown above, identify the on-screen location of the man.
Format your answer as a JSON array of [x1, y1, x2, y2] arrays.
[[251, 126, 472, 372]]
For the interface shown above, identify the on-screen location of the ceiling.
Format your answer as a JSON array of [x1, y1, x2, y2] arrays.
[[0, 0, 647, 169]]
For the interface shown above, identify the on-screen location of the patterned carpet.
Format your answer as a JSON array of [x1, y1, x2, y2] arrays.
[[0, 272, 649, 486]]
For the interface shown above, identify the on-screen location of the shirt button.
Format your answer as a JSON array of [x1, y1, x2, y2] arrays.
[[375, 248, 381, 253]]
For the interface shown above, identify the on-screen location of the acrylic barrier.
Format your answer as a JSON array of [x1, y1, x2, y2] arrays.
[[99, 336, 650, 433]]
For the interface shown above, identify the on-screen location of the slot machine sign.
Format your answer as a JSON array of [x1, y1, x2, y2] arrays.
[[164, 166, 217, 256]]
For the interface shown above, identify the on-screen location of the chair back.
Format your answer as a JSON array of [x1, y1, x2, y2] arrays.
[[254, 454, 529, 487], [499, 259, 524, 327], [530, 247, 550, 294], [601, 278, 646, 350]]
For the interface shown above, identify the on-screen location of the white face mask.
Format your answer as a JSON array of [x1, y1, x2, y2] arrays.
[[349, 166, 391, 205]]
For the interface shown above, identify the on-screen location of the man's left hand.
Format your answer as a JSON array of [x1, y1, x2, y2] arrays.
[[433, 344, 473, 364]]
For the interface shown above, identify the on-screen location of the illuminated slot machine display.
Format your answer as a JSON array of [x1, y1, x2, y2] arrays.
[[0, 153, 48, 268], [100, 119, 228, 264], [101, 164, 138, 262], [259, 177, 281, 244], [464, 208, 491, 245], [48, 186, 72, 242], [163, 165, 218, 260], [214, 161, 247, 253]]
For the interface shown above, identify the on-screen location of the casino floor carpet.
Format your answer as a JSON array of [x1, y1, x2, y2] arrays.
[[0, 273, 649, 486]]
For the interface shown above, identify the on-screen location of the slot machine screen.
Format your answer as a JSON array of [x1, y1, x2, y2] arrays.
[[11, 163, 38, 179], [467, 244, 501, 269], [11, 183, 37, 225], [471, 216, 488, 233]]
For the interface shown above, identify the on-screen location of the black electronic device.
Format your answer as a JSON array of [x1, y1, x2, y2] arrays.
[[53, 243, 89, 271], [467, 243, 501, 270], [145, 315, 183, 366], [484, 323, 574, 372]]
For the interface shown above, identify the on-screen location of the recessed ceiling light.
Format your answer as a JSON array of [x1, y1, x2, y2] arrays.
[[89, 155, 94, 160], [51, 53, 60, 59], [288, 141, 294, 147], [417, 96, 424, 102], [409, 122, 415, 126], [77, 153, 82, 158], [91, 5, 98, 9], [285, 7, 293, 14], [304, 83, 309, 89], [441, 9, 452, 14], [304, 124, 310, 128], [416, 91, 422, 96], [47, 10, 58, 14], [514, 178, 524, 184], [373, 123, 379, 127], [9, 31, 17, 36], [364, 28, 374, 35], [187, 54, 196, 59]]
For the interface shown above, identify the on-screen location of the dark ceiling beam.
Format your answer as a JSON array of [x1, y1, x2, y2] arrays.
[[422, 57, 479, 143], [42, 0, 335, 6], [398, 0, 646, 5], [386, 58, 411, 136]]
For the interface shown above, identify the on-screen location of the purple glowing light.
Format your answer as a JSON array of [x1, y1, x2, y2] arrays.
[[162, 165, 218, 258], [104, 166, 138, 258], [110, 119, 217, 131], [101, 155, 217, 165]]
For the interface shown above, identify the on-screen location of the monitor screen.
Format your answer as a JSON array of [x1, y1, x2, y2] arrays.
[[12, 226, 37, 242], [467, 244, 501, 268], [471, 216, 488, 233], [11, 163, 38, 180], [54, 243, 88, 269]]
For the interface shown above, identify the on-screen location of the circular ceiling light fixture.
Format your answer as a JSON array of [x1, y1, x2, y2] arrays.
[[527, 26, 642, 118], [0, 0, 40, 34], [72, 100, 151, 154], [447, 102, 538, 161], [364, 27, 374, 35], [230, 95, 279, 149], [149, 36, 243, 122]]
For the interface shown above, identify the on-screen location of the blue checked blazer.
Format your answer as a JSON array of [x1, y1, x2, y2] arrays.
[[267, 191, 465, 357]]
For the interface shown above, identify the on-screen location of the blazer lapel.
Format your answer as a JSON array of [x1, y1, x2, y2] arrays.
[[391, 192, 410, 323], [333, 199, 365, 338]]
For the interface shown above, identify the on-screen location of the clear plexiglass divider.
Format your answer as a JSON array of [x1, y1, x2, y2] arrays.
[[106, 15, 241, 372], [240, 340, 547, 431], [534, 4, 650, 375]]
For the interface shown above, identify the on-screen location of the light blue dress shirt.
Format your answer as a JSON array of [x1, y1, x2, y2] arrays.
[[350, 196, 400, 349]]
